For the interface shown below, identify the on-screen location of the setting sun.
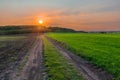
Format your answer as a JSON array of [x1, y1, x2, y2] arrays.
[[38, 20, 43, 24]]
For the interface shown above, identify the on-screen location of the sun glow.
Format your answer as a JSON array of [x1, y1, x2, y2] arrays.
[[38, 20, 43, 24]]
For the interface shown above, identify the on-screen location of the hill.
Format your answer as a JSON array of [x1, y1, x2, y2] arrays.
[[0, 26, 77, 35], [47, 27, 76, 32]]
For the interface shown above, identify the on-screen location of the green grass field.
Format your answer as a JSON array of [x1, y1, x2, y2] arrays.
[[43, 36, 83, 80], [47, 33, 120, 79]]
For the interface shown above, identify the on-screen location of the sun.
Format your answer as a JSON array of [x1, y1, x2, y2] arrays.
[[38, 20, 43, 24]]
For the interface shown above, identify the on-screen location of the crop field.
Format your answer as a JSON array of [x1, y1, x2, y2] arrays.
[[0, 35, 37, 79], [0, 36, 26, 70], [0, 36, 26, 41], [47, 33, 120, 79]]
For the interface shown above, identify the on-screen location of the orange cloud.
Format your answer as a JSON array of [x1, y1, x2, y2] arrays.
[[0, 9, 120, 31]]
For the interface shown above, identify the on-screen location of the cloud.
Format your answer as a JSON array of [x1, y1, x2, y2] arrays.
[[0, 0, 120, 31]]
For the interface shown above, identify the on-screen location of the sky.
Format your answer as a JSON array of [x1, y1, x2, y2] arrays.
[[0, 0, 120, 31]]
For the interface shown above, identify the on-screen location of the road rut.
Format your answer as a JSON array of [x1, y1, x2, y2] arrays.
[[12, 36, 47, 80]]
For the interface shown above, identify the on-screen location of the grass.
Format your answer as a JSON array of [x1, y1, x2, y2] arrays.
[[47, 33, 120, 79], [43, 36, 83, 80], [0, 36, 26, 41]]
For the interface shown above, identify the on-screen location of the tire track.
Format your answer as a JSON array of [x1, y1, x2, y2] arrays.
[[13, 36, 47, 80]]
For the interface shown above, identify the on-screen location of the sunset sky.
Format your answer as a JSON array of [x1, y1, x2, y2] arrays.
[[0, 0, 120, 31]]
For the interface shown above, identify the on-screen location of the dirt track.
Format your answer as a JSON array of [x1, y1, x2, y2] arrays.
[[12, 36, 47, 80], [47, 37, 113, 80], [0, 35, 47, 80]]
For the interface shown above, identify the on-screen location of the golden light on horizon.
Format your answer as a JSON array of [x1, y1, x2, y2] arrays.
[[38, 20, 43, 24]]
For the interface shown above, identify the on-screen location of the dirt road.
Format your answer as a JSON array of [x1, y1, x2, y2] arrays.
[[12, 36, 47, 80], [0, 35, 47, 80], [47, 37, 113, 80]]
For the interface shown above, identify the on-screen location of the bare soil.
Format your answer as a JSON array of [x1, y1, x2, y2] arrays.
[[46, 37, 113, 80], [12, 36, 47, 80], [0, 37, 36, 80], [0, 35, 47, 80]]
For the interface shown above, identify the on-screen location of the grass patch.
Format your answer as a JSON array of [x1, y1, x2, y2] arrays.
[[43, 36, 83, 80], [47, 33, 120, 79]]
